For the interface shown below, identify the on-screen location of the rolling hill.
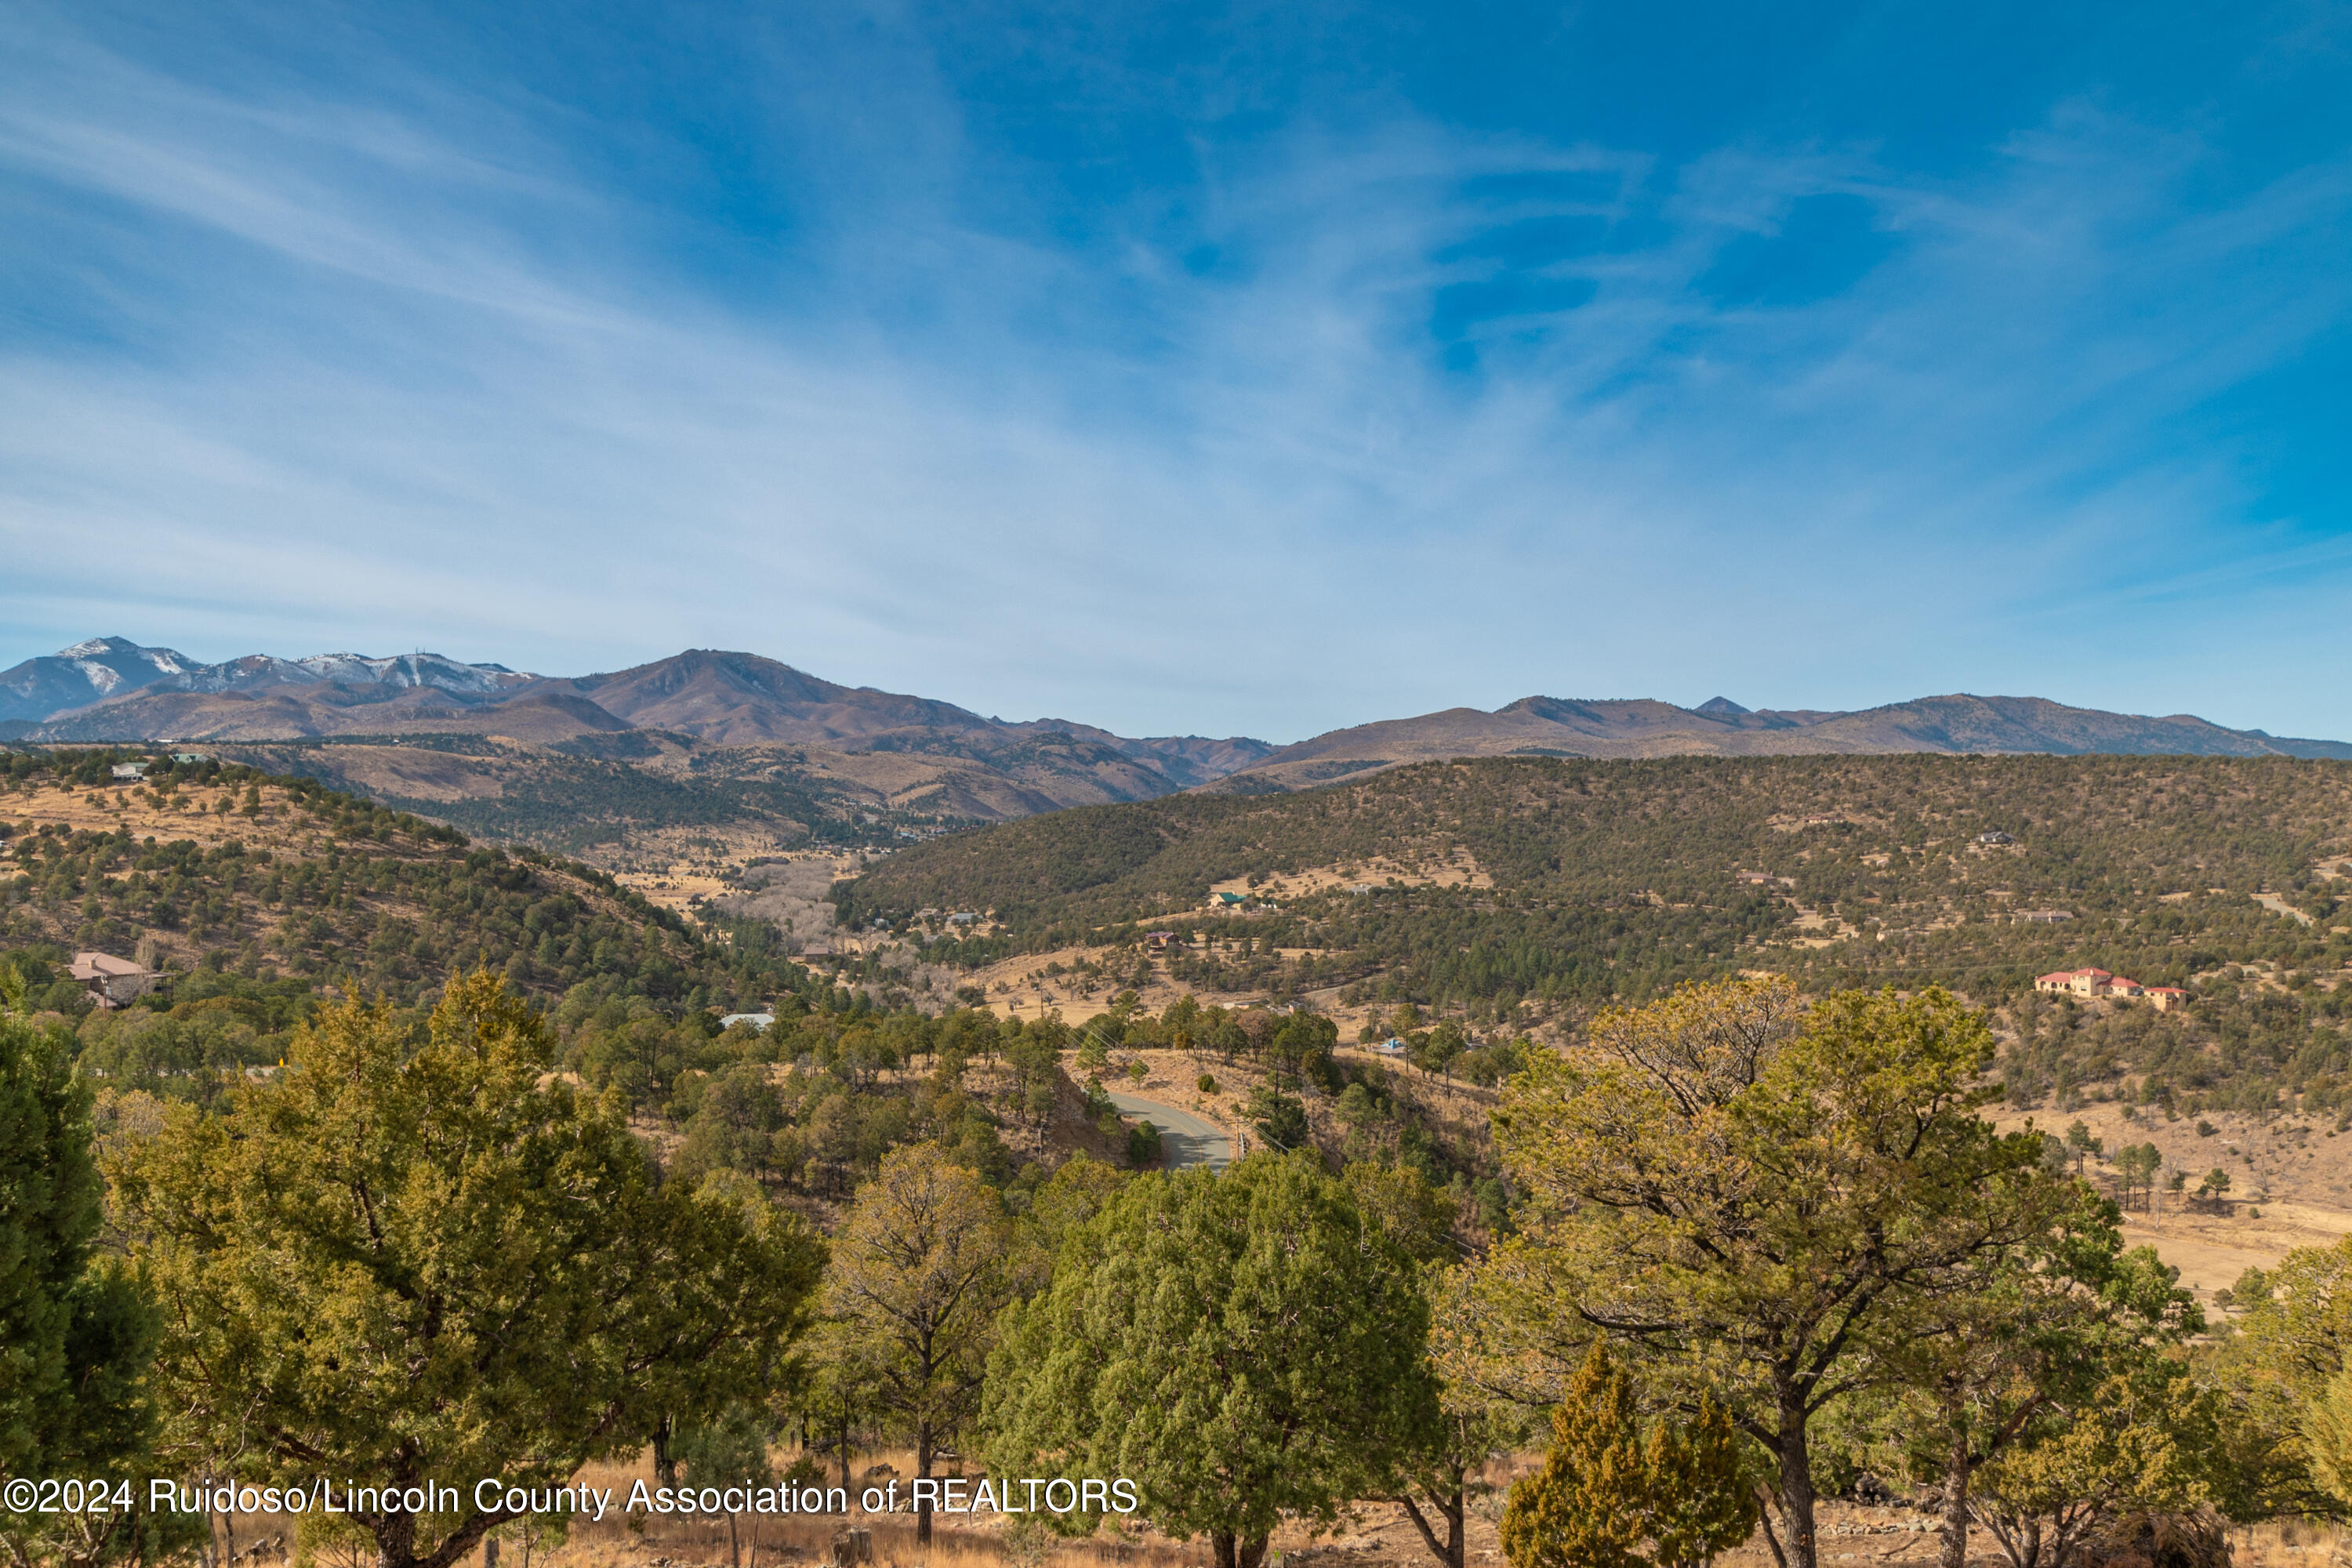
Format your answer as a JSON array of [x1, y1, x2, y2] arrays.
[[0, 748, 810, 1014], [1207, 691, 2352, 792], [837, 751, 2352, 1010], [831, 750, 2352, 1210]]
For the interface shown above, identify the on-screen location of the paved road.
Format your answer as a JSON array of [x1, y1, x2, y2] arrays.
[[2254, 892, 2315, 926], [1106, 1092, 1234, 1172]]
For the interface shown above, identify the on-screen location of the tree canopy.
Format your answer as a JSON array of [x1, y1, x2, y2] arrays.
[[1469, 978, 2076, 1568], [109, 972, 824, 1568], [824, 1143, 1014, 1542], [982, 1152, 1434, 1568], [1, 995, 165, 1568]]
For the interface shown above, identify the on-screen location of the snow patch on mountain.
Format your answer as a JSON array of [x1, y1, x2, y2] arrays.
[[0, 637, 536, 723]]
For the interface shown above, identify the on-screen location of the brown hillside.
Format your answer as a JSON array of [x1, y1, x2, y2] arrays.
[[1210, 691, 2352, 793]]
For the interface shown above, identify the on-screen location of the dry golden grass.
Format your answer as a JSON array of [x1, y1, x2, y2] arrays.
[[200, 1443, 2352, 1568], [1206, 854, 1494, 903], [6, 778, 318, 858]]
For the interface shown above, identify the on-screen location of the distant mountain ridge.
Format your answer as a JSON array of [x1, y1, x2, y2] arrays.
[[0, 640, 1282, 815], [0, 637, 528, 724], [1205, 691, 2352, 793], [0, 637, 206, 723], [5, 639, 2347, 817], [157, 650, 532, 697]]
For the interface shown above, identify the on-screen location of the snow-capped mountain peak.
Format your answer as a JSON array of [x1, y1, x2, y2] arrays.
[[0, 638, 536, 723]]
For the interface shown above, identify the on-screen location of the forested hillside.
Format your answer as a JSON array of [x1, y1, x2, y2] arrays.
[[225, 734, 877, 856], [0, 745, 1134, 1200], [0, 746, 811, 1008], [841, 754, 2352, 1116]]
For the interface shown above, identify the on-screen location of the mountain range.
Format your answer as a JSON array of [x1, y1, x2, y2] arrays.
[[5, 637, 2348, 825], [1209, 691, 2352, 792]]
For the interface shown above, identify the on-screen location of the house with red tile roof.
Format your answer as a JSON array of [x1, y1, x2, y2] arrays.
[[2035, 968, 2186, 1008]]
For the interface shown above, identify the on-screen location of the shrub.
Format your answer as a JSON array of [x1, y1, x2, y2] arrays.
[[1501, 1343, 1755, 1568]]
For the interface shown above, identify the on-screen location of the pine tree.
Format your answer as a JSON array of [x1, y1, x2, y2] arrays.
[[826, 1144, 1013, 1544], [1479, 981, 2066, 1568]]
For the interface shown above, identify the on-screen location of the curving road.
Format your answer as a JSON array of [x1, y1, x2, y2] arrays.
[[1105, 1092, 1235, 1172]]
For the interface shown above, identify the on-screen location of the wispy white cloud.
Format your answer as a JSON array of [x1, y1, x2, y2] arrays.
[[1, 5, 2348, 739]]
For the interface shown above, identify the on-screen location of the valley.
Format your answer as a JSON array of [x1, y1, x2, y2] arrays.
[[13, 738, 2352, 1568]]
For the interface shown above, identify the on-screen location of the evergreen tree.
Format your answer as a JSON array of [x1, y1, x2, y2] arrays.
[[1, 990, 171, 1568], [111, 972, 823, 1568], [984, 1152, 1433, 1568], [825, 1144, 1013, 1544], [1501, 1344, 1754, 1568], [1502, 1345, 1649, 1568], [1476, 979, 2064, 1568]]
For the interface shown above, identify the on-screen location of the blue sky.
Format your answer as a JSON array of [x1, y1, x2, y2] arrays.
[[2, 0, 2350, 742]]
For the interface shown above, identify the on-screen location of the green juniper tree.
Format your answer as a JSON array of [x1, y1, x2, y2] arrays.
[[984, 1152, 1433, 1568], [1, 978, 177, 1568], [1500, 1342, 1754, 1568], [111, 972, 824, 1568]]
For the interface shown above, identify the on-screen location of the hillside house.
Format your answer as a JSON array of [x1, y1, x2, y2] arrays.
[[2016, 909, 2075, 923], [1209, 891, 1247, 908], [2036, 969, 2184, 1008], [719, 1012, 775, 1032], [1978, 831, 2016, 845], [948, 911, 979, 925], [2037, 968, 2113, 997], [68, 951, 166, 1008], [110, 762, 147, 781], [1145, 931, 1180, 953]]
